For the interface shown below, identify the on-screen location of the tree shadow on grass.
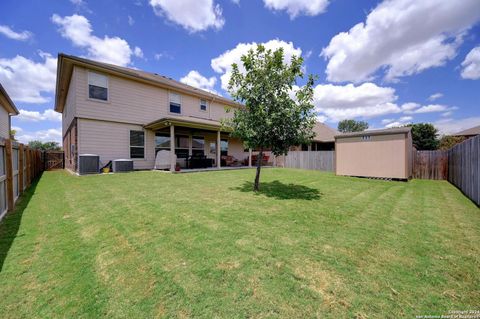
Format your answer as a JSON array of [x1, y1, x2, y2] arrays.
[[0, 175, 41, 272], [233, 180, 322, 200]]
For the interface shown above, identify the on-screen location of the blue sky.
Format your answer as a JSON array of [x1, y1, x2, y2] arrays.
[[0, 0, 479, 143]]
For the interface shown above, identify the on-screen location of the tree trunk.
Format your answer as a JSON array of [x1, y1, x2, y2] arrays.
[[254, 149, 263, 191]]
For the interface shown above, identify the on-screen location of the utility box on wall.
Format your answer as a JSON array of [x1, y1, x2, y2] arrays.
[[335, 127, 413, 180]]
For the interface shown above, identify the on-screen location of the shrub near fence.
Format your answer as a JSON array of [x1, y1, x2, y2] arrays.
[[0, 138, 44, 220], [448, 135, 480, 206]]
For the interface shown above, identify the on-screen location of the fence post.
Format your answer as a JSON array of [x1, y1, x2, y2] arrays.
[[5, 139, 14, 211], [18, 143, 24, 195], [25, 147, 31, 187]]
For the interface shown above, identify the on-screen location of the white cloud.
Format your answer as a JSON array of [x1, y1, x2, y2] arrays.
[[133, 47, 144, 58], [17, 128, 62, 144], [17, 109, 61, 122], [428, 93, 443, 101], [384, 115, 413, 128], [263, 0, 329, 19], [128, 15, 135, 26], [52, 14, 142, 66], [434, 117, 480, 135], [0, 51, 57, 103], [321, 0, 480, 82], [312, 82, 401, 121], [460, 46, 480, 80], [211, 39, 302, 91], [405, 104, 449, 114], [149, 0, 225, 32], [310, 82, 455, 121], [0, 25, 33, 41], [180, 70, 218, 94]]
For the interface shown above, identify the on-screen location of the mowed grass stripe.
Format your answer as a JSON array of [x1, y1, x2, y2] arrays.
[[0, 169, 478, 318]]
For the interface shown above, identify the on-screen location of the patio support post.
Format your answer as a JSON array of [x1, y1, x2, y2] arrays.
[[170, 124, 175, 172], [217, 130, 221, 168], [248, 149, 252, 167]]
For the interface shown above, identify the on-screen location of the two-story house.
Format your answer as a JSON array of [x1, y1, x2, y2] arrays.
[[54, 54, 337, 173], [0, 83, 19, 140]]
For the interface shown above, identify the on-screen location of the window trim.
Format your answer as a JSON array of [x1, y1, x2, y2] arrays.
[[129, 130, 145, 160], [169, 91, 182, 114], [87, 71, 109, 103]]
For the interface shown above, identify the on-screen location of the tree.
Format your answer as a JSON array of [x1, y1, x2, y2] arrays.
[[438, 135, 466, 150], [28, 140, 62, 151], [408, 123, 439, 150], [9, 129, 16, 140], [337, 119, 369, 133], [227, 45, 316, 191]]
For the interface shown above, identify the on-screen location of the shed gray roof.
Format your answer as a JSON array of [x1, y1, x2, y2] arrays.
[[335, 127, 411, 139]]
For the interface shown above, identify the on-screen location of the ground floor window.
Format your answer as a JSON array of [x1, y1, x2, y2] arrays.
[[192, 136, 205, 156], [155, 132, 170, 154], [130, 130, 145, 158], [175, 135, 189, 159], [221, 139, 228, 156]]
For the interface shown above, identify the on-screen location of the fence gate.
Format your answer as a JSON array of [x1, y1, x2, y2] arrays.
[[45, 151, 64, 170]]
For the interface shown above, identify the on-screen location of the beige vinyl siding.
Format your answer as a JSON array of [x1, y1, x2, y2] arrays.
[[0, 105, 9, 139], [336, 133, 409, 179], [78, 118, 155, 170], [74, 67, 231, 125], [63, 68, 77, 134]]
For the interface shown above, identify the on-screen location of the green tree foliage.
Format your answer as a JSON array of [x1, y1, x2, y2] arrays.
[[337, 119, 369, 133], [438, 135, 466, 150], [408, 123, 439, 150], [28, 140, 62, 151], [227, 44, 316, 191], [9, 129, 16, 140]]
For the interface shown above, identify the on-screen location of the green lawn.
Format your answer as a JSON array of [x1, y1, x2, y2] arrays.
[[0, 169, 479, 318]]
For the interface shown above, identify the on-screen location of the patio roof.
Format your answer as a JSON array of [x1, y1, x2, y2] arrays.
[[144, 115, 232, 132]]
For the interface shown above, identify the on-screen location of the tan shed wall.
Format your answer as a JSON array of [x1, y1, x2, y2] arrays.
[[73, 66, 232, 125], [335, 133, 409, 179], [0, 105, 9, 139]]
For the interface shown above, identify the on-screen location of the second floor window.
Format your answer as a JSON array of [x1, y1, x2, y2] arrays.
[[170, 92, 181, 114], [88, 72, 108, 101], [200, 99, 207, 111]]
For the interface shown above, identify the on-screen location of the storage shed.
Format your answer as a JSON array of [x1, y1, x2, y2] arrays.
[[335, 127, 413, 180]]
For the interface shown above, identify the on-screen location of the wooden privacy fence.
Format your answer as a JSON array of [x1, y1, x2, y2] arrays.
[[0, 138, 44, 220], [413, 150, 448, 180], [412, 135, 479, 206], [280, 151, 335, 171], [448, 135, 479, 206]]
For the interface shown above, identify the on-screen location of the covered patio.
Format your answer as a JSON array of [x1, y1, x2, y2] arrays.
[[144, 116, 272, 172]]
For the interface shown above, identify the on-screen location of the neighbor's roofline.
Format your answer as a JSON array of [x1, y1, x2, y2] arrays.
[[54, 53, 242, 113], [0, 83, 19, 115], [335, 127, 411, 138]]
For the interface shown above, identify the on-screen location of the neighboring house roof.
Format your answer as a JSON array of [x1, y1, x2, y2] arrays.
[[313, 122, 338, 142], [0, 83, 19, 115], [55, 53, 241, 113], [335, 127, 411, 139], [454, 125, 480, 137]]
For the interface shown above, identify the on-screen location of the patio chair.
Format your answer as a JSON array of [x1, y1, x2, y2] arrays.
[[154, 150, 176, 170]]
